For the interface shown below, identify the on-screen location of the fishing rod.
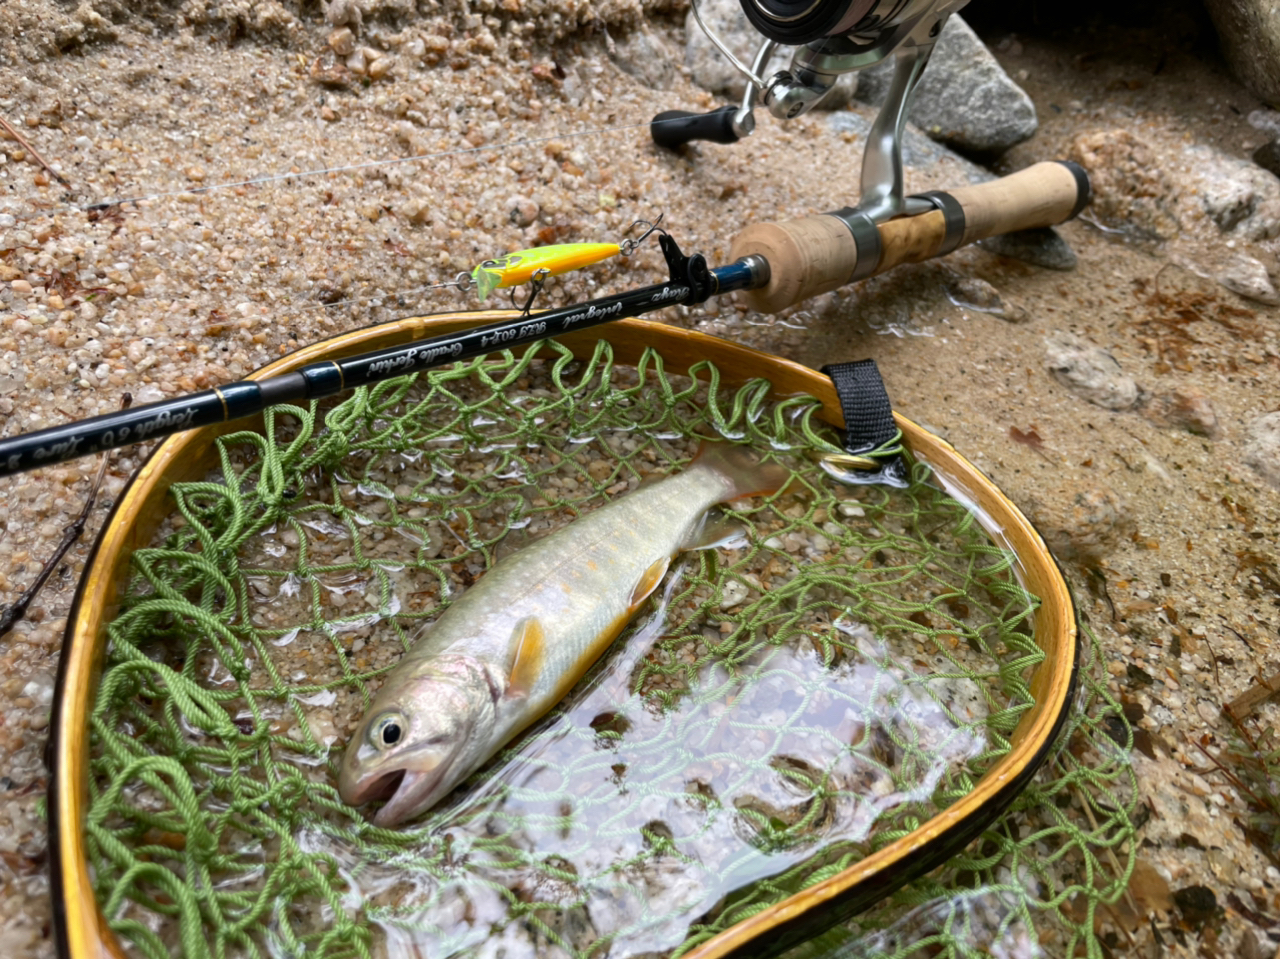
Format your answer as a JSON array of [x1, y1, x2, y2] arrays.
[[0, 0, 1092, 480], [0, 159, 1088, 480]]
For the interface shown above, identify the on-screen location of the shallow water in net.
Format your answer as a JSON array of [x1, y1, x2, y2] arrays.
[[87, 341, 1044, 959]]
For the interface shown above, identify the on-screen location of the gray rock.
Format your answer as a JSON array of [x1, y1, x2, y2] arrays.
[[942, 273, 1028, 322], [1044, 332, 1139, 411], [1203, 0, 1280, 106], [1141, 388, 1222, 439], [1254, 140, 1280, 179], [610, 25, 676, 90], [978, 227, 1078, 271], [1245, 411, 1280, 489], [1215, 253, 1280, 305], [854, 15, 1037, 155], [1069, 130, 1179, 240], [827, 110, 992, 186], [684, 0, 856, 109], [1248, 109, 1280, 139], [1183, 144, 1280, 241]]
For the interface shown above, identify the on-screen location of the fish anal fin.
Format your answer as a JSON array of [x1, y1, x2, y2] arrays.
[[506, 617, 546, 700], [630, 556, 670, 609]]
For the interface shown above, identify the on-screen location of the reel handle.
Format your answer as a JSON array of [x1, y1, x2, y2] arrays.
[[650, 107, 746, 149], [728, 161, 1091, 313]]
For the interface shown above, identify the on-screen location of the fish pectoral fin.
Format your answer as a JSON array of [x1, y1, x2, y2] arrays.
[[630, 556, 670, 609], [505, 617, 546, 700], [682, 513, 746, 551]]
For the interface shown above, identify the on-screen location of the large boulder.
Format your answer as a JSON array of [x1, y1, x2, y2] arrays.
[[828, 110, 992, 186], [854, 15, 1037, 156], [1203, 0, 1280, 107]]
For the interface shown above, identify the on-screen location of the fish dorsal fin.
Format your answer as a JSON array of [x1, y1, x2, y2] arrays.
[[505, 617, 546, 700], [630, 556, 670, 609]]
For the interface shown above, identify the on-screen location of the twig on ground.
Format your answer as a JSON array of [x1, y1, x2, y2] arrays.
[[0, 113, 72, 188], [1224, 671, 1280, 725], [0, 395, 131, 641], [1202, 631, 1222, 689]]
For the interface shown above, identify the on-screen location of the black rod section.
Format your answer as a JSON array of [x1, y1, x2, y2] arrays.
[[0, 259, 765, 479]]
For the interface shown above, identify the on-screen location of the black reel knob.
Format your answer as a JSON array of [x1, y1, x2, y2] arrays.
[[650, 106, 744, 150]]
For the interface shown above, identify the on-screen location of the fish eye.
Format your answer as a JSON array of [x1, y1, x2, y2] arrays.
[[371, 714, 404, 749]]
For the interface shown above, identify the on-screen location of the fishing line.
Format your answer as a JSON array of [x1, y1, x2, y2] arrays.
[[3, 112, 696, 219], [0, 108, 695, 344]]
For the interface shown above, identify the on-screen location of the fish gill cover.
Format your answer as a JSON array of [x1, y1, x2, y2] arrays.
[[85, 338, 1135, 959]]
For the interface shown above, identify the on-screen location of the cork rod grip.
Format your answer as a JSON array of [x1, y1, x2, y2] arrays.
[[727, 160, 1089, 314], [946, 161, 1088, 245]]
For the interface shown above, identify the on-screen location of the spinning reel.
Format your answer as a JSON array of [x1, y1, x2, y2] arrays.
[[653, 0, 969, 223]]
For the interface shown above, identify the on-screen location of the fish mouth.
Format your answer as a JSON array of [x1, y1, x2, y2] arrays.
[[370, 763, 453, 827], [339, 750, 452, 822], [362, 769, 408, 803]]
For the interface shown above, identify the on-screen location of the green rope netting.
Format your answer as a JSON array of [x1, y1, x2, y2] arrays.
[[85, 338, 1136, 959]]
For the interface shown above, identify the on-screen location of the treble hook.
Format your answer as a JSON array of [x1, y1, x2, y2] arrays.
[[619, 213, 667, 256]]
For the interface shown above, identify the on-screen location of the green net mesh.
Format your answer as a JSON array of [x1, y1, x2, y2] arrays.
[[84, 338, 1137, 959]]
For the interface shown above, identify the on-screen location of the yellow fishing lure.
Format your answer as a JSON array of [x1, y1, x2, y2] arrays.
[[468, 216, 665, 306], [470, 243, 621, 301]]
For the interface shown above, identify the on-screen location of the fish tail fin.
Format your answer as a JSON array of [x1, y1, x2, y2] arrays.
[[694, 441, 789, 501]]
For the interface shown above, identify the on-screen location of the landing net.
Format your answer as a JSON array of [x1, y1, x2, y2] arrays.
[[84, 337, 1136, 959]]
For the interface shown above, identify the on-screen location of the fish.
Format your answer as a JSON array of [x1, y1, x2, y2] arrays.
[[337, 442, 788, 826]]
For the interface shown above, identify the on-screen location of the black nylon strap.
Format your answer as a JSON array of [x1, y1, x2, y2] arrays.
[[822, 359, 895, 453], [820, 359, 908, 487]]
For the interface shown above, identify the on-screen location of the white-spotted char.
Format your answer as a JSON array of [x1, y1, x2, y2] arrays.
[[337, 442, 788, 826]]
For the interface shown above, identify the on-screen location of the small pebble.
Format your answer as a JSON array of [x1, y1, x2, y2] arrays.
[[1244, 412, 1280, 489], [943, 274, 1028, 323], [328, 27, 355, 55], [507, 195, 540, 227], [1215, 252, 1280, 305], [1027, 481, 1132, 563], [1044, 332, 1139, 411], [1141, 387, 1221, 439]]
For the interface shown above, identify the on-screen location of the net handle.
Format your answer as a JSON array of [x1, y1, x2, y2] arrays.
[[727, 161, 1091, 313]]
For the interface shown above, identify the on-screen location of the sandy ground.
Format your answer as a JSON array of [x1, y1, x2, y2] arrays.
[[1, 0, 1279, 955]]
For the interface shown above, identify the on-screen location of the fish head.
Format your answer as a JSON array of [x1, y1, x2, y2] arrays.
[[338, 654, 501, 826]]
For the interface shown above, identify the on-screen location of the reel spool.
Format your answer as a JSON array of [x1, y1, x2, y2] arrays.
[[740, 0, 949, 49]]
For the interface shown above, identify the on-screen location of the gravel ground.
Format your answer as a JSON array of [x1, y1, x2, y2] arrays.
[[1, 1, 1279, 956]]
